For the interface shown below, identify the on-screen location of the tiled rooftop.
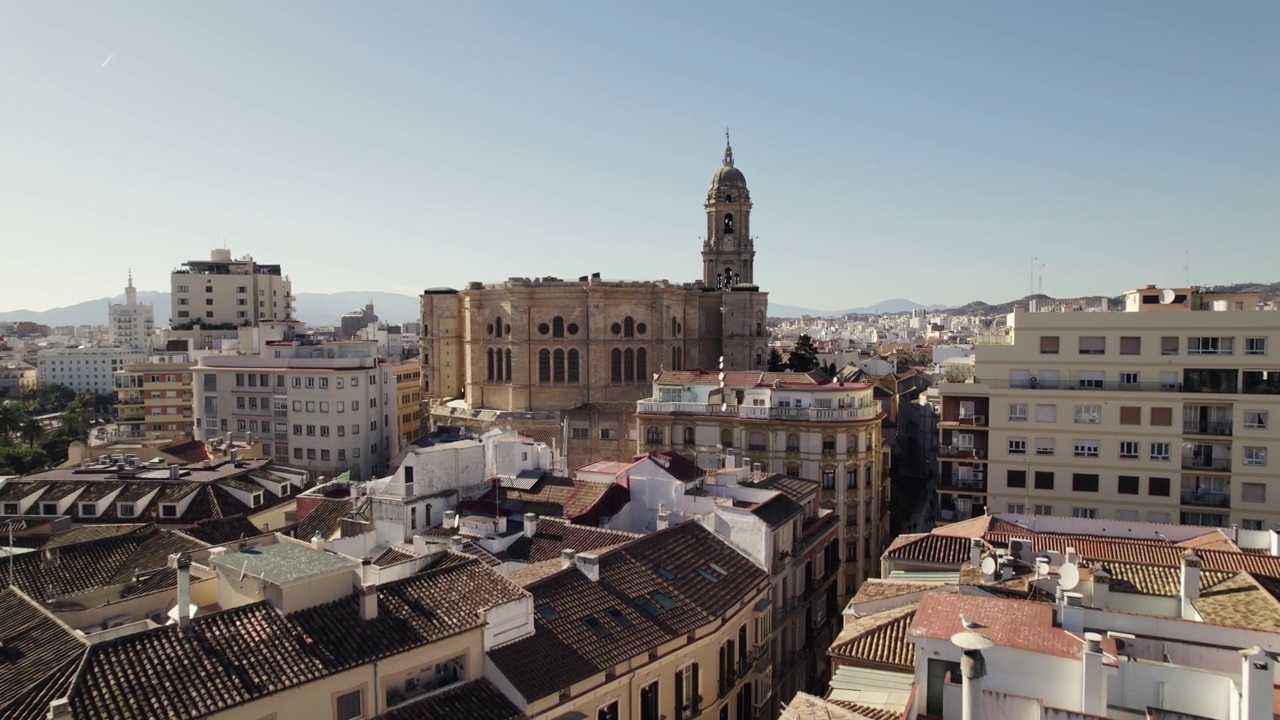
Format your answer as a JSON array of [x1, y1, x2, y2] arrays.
[[294, 498, 353, 540], [750, 494, 805, 528], [909, 592, 1080, 660], [378, 679, 523, 720], [210, 541, 356, 585], [475, 474, 628, 523], [883, 533, 974, 566], [1102, 562, 1234, 597], [1192, 573, 1280, 632], [0, 588, 87, 720], [781, 692, 865, 720], [741, 472, 820, 505], [176, 515, 262, 545], [850, 580, 944, 606], [830, 603, 918, 669], [487, 521, 768, 703]]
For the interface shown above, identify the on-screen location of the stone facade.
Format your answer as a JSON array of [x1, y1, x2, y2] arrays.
[[421, 140, 771, 468]]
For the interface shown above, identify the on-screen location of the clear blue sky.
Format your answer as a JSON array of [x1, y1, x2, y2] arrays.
[[3, 2, 1277, 313]]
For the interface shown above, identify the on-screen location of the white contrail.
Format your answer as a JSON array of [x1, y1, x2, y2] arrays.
[[101, 50, 117, 67]]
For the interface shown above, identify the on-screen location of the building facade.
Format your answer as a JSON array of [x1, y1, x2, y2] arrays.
[[420, 139, 770, 468], [192, 325, 397, 480], [635, 369, 889, 594], [36, 345, 147, 395], [394, 359, 423, 451], [107, 273, 154, 352], [170, 248, 294, 329], [0, 361, 37, 398], [114, 354, 195, 440], [937, 286, 1280, 528]]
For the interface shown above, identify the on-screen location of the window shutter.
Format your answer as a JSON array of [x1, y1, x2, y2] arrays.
[[1120, 336, 1141, 355], [675, 669, 684, 719], [1119, 406, 1141, 425], [1150, 407, 1173, 426], [691, 663, 699, 709]]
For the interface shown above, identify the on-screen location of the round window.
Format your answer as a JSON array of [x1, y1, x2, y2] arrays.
[[537, 323, 550, 335], [636, 322, 647, 335], [567, 323, 579, 335], [610, 322, 622, 335], [486, 323, 494, 335]]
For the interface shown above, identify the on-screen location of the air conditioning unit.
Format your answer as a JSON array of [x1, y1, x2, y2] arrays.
[[974, 449, 985, 458], [973, 415, 985, 425], [973, 470, 985, 481]]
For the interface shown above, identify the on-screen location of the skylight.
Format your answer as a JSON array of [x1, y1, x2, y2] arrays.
[[582, 616, 611, 638], [651, 592, 676, 611], [708, 561, 729, 577], [655, 566, 676, 581], [636, 596, 662, 617], [696, 568, 720, 584], [535, 604, 559, 621], [605, 607, 633, 629]]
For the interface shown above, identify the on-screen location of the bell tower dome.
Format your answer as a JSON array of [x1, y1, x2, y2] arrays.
[[702, 130, 755, 288]]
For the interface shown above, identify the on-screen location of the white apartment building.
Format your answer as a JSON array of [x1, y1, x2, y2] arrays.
[[192, 324, 396, 480], [170, 248, 294, 328], [107, 272, 154, 352], [37, 345, 147, 395], [937, 285, 1280, 528]]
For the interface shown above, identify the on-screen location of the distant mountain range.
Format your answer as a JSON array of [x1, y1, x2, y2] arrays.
[[771, 298, 949, 318]]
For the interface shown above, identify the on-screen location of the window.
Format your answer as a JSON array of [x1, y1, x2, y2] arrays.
[[1189, 336, 1234, 355], [1008, 438, 1026, 455], [786, 433, 800, 452], [1159, 371, 1179, 390], [1115, 509, 1139, 521], [568, 349, 580, 383], [1119, 336, 1141, 355], [600, 428, 617, 440], [1074, 440, 1100, 458], [307, 449, 316, 460], [1118, 475, 1139, 495], [305, 401, 315, 412], [1119, 441, 1140, 459], [1007, 503, 1026, 514], [1245, 411, 1269, 429], [1150, 407, 1173, 426], [320, 425, 330, 437], [1150, 442, 1171, 460], [676, 662, 699, 715], [1119, 406, 1141, 425], [1034, 471, 1054, 490], [1072, 473, 1099, 492], [1034, 504, 1053, 516], [306, 425, 316, 436], [1246, 337, 1267, 356], [1149, 477, 1170, 496], [822, 470, 835, 489], [1245, 447, 1267, 466], [119, 504, 135, 518], [1148, 511, 1170, 523], [610, 348, 622, 383], [292, 376, 301, 388], [335, 689, 362, 720], [1035, 404, 1056, 423], [1078, 371, 1104, 389], [1119, 371, 1140, 386], [1242, 482, 1266, 503], [1009, 403, 1027, 422], [1078, 336, 1105, 355], [847, 469, 858, 489], [646, 427, 662, 444], [1161, 336, 1179, 355], [1007, 469, 1026, 489], [1074, 405, 1100, 424], [640, 682, 660, 720], [1039, 336, 1060, 354], [1035, 438, 1055, 456], [294, 447, 303, 459], [598, 701, 619, 720], [1072, 507, 1098, 518]]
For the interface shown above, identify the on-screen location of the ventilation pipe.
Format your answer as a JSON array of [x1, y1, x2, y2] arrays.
[[1065, 547, 1079, 565], [523, 513, 538, 539], [1082, 632, 1105, 715], [1241, 646, 1273, 720], [176, 552, 191, 630], [1180, 550, 1201, 619], [448, 536, 465, 551], [561, 548, 577, 569], [311, 531, 325, 551], [359, 559, 377, 621], [953, 637, 991, 720], [169, 464, 180, 480], [655, 508, 670, 531]]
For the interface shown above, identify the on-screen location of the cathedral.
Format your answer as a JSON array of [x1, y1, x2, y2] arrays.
[[419, 137, 770, 467]]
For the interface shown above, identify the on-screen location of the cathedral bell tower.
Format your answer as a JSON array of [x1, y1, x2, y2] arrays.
[[702, 131, 755, 288]]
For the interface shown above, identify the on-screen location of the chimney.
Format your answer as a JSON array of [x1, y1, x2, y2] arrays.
[[576, 551, 601, 582], [1241, 646, 1273, 720], [168, 464, 180, 480], [1065, 546, 1079, 565], [47, 698, 72, 719], [958, 644, 988, 720], [359, 561, 378, 621], [1082, 632, 1105, 715], [443, 510, 458, 528], [523, 513, 538, 539], [449, 536, 465, 551], [561, 548, 577, 569], [1091, 567, 1111, 609], [1180, 550, 1201, 619], [230, 448, 239, 464], [655, 509, 669, 531], [496, 515, 508, 534], [970, 538, 983, 569], [311, 531, 325, 551], [176, 552, 191, 630], [1270, 529, 1280, 557]]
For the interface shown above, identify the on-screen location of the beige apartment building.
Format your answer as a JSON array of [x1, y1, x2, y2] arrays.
[[170, 248, 294, 329], [114, 354, 195, 440], [635, 369, 889, 594], [394, 359, 423, 451], [937, 286, 1280, 529]]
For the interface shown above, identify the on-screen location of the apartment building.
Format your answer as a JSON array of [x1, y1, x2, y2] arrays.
[[393, 359, 423, 451], [0, 361, 36, 398], [937, 286, 1280, 528], [107, 273, 154, 352], [170, 247, 294, 328], [114, 353, 195, 440], [636, 369, 888, 594], [37, 344, 147, 394], [192, 324, 397, 480]]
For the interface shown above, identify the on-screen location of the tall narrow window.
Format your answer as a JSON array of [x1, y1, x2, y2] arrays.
[[505, 349, 512, 380], [624, 316, 635, 338], [487, 349, 495, 381], [723, 213, 734, 234], [553, 349, 565, 383], [553, 316, 565, 338], [636, 348, 648, 383], [539, 349, 551, 383], [672, 346, 681, 371], [624, 348, 635, 383], [611, 349, 622, 383], [495, 348, 505, 381], [494, 319, 503, 338], [568, 349, 580, 383]]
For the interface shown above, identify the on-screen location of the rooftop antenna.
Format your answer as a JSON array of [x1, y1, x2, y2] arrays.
[[1184, 250, 1190, 287], [1029, 257, 1038, 298]]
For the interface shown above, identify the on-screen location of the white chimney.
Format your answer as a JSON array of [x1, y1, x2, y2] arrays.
[[1241, 646, 1273, 720], [970, 538, 983, 568], [230, 448, 239, 464], [359, 583, 378, 621], [449, 536, 465, 551], [561, 548, 577, 569], [47, 698, 72, 719], [1270, 529, 1280, 557], [1082, 632, 1105, 715], [311, 531, 325, 551], [176, 552, 191, 630], [523, 513, 538, 539], [1180, 550, 1201, 619], [655, 509, 669, 531], [169, 464, 180, 480], [496, 515, 508, 534], [1091, 567, 1111, 609], [443, 510, 458, 528], [959, 646, 987, 720], [576, 551, 601, 582], [1065, 546, 1079, 565]]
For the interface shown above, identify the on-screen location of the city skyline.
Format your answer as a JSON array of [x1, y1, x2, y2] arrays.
[[3, 2, 1277, 311]]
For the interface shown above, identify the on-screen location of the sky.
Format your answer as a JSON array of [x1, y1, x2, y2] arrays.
[[2, 2, 1277, 313]]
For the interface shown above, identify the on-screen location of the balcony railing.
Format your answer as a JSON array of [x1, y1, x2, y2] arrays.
[[939, 415, 988, 427], [637, 401, 880, 422], [939, 445, 984, 460], [1182, 455, 1231, 472], [939, 477, 987, 493], [1183, 421, 1233, 436], [1181, 490, 1230, 508], [970, 378, 1182, 393]]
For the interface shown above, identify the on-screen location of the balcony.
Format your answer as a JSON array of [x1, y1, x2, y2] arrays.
[[939, 476, 987, 493], [972, 379, 1182, 393], [1181, 490, 1230, 508], [1182, 454, 1231, 472], [118, 394, 143, 405], [939, 445, 985, 461], [636, 400, 880, 422], [938, 415, 988, 428], [1184, 420, 1233, 436]]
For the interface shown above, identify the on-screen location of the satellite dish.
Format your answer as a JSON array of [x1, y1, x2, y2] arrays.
[[1159, 288, 1176, 304], [980, 556, 997, 577], [951, 631, 995, 651], [1059, 562, 1080, 590]]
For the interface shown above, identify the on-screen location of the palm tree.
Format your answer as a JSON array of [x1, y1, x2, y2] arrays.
[[20, 416, 45, 449], [0, 401, 26, 446]]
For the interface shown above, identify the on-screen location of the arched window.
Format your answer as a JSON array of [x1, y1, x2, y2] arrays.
[[486, 349, 495, 381], [553, 349, 565, 383], [822, 435, 836, 453], [624, 348, 635, 383], [671, 316, 678, 336], [720, 428, 733, 448], [748, 432, 766, 451], [610, 349, 622, 383], [538, 349, 551, 383], [646, 427, 662, 445], [786, 433, 800, 452], [497, 348, 505, 382], [505, 349, 512, 381], [785, 463, 800, 478], [624, 316, 635, 338], [636, 348, 647, 383], [567, 349, 580, 383], [682, 427, 694, 445], [552, 316, 565, 339], [723, 213, 734, 234], [671, 346, 682, 371], [495, 320, 503, 339]]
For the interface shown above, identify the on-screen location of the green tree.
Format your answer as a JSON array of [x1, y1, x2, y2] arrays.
[[787, 334, 820, 373], [766, 349, 786, 372], [20, 415, 45, 449], [0, 401, 26, 446], [0, 445, 50, 475]]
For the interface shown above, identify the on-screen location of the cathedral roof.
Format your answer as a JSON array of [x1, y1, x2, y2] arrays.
[[708, 137, 748, 194]]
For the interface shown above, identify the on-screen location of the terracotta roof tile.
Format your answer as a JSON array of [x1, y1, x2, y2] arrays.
[[830, 603, 917, 669], [503, 518, 639, 564], [1192, 573, 1280, 632], [741, 473, 820, 505], [9, 526, 205, 603], [908, 592, 1080, 660], [177, 515, 262, 545], [883, 534, 973, 566], [1103, 562, 1233, 597], [850, 580, 943, 605], [781, 693, 865, 720], [378, 679, 524, 720], [295, 498, 352, 540], [827, 701, 905, 720], [751, 494, 804, 528], [477, 475, 627, 521], [0, 588, 87, 720], [373, 546, 420, 567]]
